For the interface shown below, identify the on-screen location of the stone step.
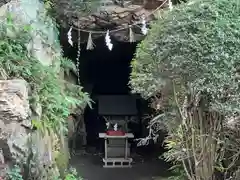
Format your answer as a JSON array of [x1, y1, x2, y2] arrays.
[[103, 158, 132, 168]]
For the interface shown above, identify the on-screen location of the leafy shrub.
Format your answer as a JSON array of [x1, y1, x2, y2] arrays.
[[131, 0, 240, 115], [131, 0, 240, 179], [6, 165, 23, 180], [64, 168, 83, 180]]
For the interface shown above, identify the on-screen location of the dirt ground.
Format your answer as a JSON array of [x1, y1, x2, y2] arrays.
[[70, 150, 171, 180]]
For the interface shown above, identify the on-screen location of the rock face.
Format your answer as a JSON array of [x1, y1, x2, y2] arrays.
[[0, 79, 31, 176], [0, 0, 63, 122], [0, 79, 30, 123], [0, 0, 92, 177], [56, 0, 169, 43], [0, 0, 61, 67]]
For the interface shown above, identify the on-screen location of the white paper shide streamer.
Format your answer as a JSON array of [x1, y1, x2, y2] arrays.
[[67, 26, 73, 46], [129, 27, 135, 43], [114, 123, 118, 131], [105, 30, 113, 50], [106, 122, 110, 129], [86, 32, 94, 50], [141, 15, 148, 35], [169, 0, 173, 11]]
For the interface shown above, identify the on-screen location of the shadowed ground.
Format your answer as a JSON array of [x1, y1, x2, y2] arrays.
[[70, 151, 171, 180]]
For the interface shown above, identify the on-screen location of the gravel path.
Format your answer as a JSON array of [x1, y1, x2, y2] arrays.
[[70, 152, 171, 180]]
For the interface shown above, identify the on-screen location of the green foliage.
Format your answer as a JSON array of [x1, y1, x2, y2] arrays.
[[60, 57, 77, 75], [6, 165, 23, 180], [0, 13, 89, 180], [159, 165, 186, 180], [0, 15, 90, 132], [64, 168, 83, 180], [167, 167, 186, 180], [43, 0, 54, 11], [131, 0, 240, 179], [55, 149, 70, 178], [131, 0, 240, 115]]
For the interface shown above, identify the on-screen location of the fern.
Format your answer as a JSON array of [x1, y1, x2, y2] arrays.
[[0, 14, 90, 180], [60, 57, 77, 75]]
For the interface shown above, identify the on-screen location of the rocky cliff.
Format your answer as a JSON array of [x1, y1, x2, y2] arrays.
[[56, 0, 170, 43], [0, 0, 88, 179]]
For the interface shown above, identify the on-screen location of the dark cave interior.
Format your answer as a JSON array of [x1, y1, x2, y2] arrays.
[[79, 38, 135, 95], [60, 33, 165, 155], [64, 36, 136, 95]]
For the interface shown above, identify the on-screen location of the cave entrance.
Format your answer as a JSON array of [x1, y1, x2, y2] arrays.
[[61, 35, 152, 154], [79, 37, 146, 151]]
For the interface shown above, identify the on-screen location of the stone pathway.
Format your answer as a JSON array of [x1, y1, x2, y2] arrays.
[[70, 152, 171, 180]]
